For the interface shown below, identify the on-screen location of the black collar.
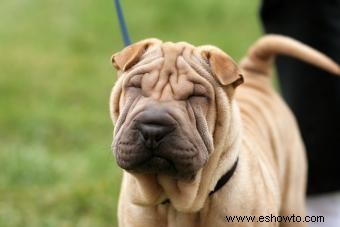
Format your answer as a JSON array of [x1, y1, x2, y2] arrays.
[[160, 157, 239, 205], [209, 157, 239, 196]]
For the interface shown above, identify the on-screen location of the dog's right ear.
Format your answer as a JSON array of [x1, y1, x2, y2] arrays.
[[199, 45, 244, 88], [111, 38, 162, 71]]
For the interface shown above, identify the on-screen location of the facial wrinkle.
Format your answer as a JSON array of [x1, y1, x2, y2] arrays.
[[192, 103, 214, 153], [186, 100, 196, 126], [126, 58, 164, 82], [114, 93, 141, 140], [155, 43, 186, 100], [184, 49, 216, 86], [181, 49, 218, 138], [170, 56, 194, 100]]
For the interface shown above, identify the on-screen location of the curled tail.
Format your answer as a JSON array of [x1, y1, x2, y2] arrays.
[[240, 34, 340, 75]]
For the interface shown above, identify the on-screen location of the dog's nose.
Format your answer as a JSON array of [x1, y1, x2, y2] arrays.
[[136, 107, 175, 148], [137, 122, 173, 148]]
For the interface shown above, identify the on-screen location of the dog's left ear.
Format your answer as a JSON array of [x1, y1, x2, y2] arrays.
[[199, 46, 244, 88], [112, 38, 162, 71]]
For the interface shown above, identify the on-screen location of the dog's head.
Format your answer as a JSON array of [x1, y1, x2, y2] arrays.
[[110, 39, 243, 181]]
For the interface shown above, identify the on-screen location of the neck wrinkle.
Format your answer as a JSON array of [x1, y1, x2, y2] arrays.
[[206, 101, 242, 196]]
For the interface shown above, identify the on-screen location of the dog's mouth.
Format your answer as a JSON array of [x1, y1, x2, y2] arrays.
[[115, 140, 202, 180], [115, 140, 178, 175], [131, 155, 177, 175]]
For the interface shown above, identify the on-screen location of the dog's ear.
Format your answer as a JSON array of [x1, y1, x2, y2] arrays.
[[111, 38, 162, 71], [199, 46, 244, 88]]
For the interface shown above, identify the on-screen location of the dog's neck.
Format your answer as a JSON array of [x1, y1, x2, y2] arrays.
[[209, 156, 239, 195], [125, 99, 242, 212]]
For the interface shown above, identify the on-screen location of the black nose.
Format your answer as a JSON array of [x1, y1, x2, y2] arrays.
[[137, 123, 173, 148], [136, 107, 175, 149]]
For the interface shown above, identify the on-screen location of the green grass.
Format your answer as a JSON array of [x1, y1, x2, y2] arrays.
[[0, 0, 261, 226]]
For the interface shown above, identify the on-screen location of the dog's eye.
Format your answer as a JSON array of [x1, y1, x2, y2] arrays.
[[127, 75, 142, 89]]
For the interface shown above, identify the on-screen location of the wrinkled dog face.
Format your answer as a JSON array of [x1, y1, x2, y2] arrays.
[[110, 39, 243, 181]]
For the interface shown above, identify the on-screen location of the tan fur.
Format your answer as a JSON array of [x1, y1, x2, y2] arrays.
[[110, 34, 340, 227]]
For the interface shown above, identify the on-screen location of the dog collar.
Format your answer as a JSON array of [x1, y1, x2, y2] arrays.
[[209, 157, 239, 196], [160, 157, 239, 205]]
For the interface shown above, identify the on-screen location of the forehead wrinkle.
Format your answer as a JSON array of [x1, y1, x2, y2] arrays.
[[175, 47, 214, 88], [137, 42, 216, 101], [169, 69, 194, 100], [134, 45, 163, 68], [125, 58, 164, 83], [184, 49, 218, 87], [176, 55, 204, 83], [153, 43, 186, 100]]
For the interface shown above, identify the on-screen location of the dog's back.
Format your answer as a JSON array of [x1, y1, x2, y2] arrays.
[[235, 35, 339, 225]]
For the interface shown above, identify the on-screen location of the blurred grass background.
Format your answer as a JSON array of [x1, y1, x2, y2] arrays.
[[0, 0, 261, 226]]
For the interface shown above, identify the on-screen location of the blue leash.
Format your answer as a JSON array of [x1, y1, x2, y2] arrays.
[[113, 0, 131, 47]]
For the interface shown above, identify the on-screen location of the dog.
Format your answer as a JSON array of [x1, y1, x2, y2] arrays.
[[109, 35, 340, 227]]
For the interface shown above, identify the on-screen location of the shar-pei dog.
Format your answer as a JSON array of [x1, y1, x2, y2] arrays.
[[109, 35, 340, 227]]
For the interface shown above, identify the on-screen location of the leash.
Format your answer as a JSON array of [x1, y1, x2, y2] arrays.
[[113, 0, 131, 47]]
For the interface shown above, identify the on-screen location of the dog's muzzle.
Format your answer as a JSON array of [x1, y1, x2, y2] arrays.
[[114, 105, 206, 180]]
